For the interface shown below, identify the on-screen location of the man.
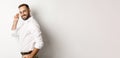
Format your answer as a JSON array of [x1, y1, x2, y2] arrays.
[[11, 4, 44, 58]]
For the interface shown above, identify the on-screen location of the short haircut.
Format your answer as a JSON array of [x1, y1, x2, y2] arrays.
[[18, 3, 30, 9]]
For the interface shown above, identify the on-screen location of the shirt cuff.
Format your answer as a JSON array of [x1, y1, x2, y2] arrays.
[[34, 40, 44, 49], [11, 29, 19, 37]]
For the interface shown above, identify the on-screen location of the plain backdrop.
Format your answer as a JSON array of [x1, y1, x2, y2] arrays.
[[0, 0, 120, 58]]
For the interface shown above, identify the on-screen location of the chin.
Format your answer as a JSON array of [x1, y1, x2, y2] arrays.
[[23, 18, 27, 20], [22, 17, 27, 20], [22, 15, 30, 20]]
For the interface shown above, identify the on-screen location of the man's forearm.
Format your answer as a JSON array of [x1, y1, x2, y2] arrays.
[[11, 20, 18, 30], [12, 13, 19, 30], [30, 48, 39, 57]]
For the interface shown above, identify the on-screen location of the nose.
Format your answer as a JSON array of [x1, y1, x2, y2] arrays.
[[21, 12, 24, 15]]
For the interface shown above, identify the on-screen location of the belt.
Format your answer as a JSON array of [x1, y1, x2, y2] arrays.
[[21, 51, 32, 55]]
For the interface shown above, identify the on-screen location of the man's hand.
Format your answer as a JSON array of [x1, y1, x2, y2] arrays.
[[14, 13, 19, 21], [22, 54, 33, 58]]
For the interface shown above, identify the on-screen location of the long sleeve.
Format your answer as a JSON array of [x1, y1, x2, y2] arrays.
[[11, 29, 19, 37], [30, 24, 44, 49]]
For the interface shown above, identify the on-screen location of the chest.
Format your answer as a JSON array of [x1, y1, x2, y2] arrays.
[[18, 23, 31, 36]]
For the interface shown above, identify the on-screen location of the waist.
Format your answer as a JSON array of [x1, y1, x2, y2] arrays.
[[21, 51, 32, 55]]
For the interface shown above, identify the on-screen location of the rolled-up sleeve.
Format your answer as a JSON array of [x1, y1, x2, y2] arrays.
[[11, 20, 22, 38], [31, 25, 44, 49], [11, 29, 19, 37]]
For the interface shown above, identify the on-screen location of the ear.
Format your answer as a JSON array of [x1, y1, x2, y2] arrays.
[[29, 9, 31, 12], [28, 9, 32, 16]]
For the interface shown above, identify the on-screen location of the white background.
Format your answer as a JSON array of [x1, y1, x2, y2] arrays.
[[0, 0, 120, 58]]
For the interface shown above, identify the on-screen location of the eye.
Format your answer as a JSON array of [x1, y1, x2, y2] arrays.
[[20, 11, 22, 14]]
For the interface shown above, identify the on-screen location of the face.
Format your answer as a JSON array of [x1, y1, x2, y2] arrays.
[[19, 6, 30, 20]]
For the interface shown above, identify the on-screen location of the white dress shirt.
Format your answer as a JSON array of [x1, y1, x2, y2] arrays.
[[11, 17, 44, 52]]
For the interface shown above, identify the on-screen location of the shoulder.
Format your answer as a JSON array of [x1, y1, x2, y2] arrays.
[[29, 17, 40, 30]]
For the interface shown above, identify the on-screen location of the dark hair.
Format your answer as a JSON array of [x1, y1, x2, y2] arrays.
[[18, 3, 30, 9]]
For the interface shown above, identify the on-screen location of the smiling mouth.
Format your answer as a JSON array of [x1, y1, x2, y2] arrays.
[[22, 15, 26, 17], [22, 15, 26, 18]]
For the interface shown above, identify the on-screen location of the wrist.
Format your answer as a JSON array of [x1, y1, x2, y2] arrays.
[[29, 54, 34, 58], [13, 20, 18, 22], [13, 20, 18, 24]]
